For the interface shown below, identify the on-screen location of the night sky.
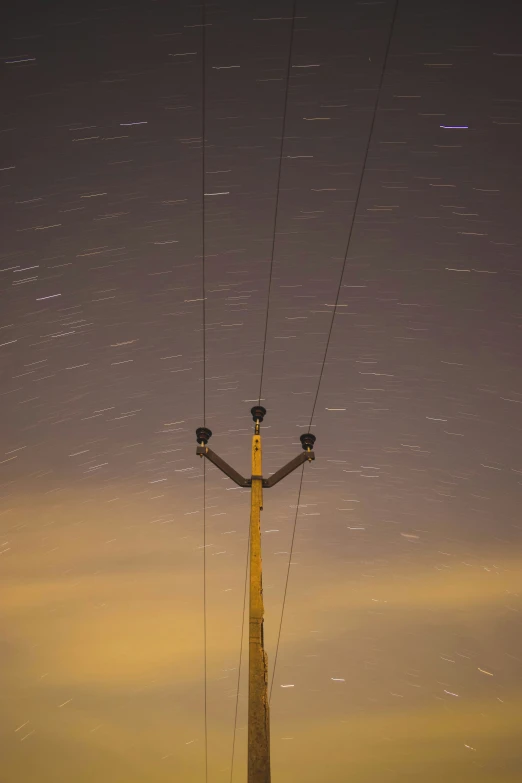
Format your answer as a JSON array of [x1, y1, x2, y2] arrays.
[[1, 1, 522, 781]]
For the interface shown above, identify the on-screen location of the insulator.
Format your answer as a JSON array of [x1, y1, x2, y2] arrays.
[[250, 405, 267, 423], [196, 426, 212, 444], [300, 432, 316, 451]]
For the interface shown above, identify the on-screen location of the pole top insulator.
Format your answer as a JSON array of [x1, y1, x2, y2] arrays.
[[196, 426, 212, 445], [250, 405, 267, 423], [300, 432, 316, 451]]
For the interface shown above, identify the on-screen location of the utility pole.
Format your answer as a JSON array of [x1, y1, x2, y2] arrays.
[[196, 406, 316, 783]]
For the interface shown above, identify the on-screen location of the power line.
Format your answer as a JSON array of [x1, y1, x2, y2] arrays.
[[269, 462, 306, 704], [230, 0, 298, 755], [229, 3, 297, 772], [258, 0, 298, 405], [269, 0, 400, 699], [308, 0, 400, 429], [201, 11, 207, 429], [202, 462, 208, 783], [200, 3, 208, 782]]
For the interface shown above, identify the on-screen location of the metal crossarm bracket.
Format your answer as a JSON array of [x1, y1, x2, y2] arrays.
[[196, 445, 250, 488], [262, 450, 315, 488], [196, 445, 315, 489]]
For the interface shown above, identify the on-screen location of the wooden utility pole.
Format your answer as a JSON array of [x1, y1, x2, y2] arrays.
[[248, 413, 270, 782], [196, 407, 316, 783]]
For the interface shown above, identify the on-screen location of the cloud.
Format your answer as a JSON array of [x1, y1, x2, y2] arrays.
[[2, 493, 520, 781]]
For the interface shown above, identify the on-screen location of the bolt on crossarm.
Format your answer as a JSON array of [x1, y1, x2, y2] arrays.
[[196, 408, 316, 783]]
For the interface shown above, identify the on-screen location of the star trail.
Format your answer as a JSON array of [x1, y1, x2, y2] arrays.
[[1, 1, 521, 782]]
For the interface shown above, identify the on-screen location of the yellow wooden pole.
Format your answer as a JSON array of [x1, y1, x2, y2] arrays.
[[196, 414, 316, 781], [248, 418, 271, 783]]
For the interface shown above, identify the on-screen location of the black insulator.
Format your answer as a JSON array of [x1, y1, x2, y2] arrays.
[[196, 426, 212, 444], [250, 405, 267, 423], [300, 432, 316, 451]]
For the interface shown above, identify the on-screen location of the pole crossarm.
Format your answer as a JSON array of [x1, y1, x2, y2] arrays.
[[196, 445, 315, 489], [196, 445, 250, 488], [262, 449, 314, 488]]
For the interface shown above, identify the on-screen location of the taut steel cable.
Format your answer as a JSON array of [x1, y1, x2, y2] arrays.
[[257, 0, 298, 405], [270, 0, 401, 701]]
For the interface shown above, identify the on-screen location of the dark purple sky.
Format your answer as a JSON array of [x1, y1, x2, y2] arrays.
[[1, 2, 521, 781]]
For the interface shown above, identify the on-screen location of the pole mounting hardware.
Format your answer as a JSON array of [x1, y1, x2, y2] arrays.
[[300, 432, 316, 451], [195, 417, 316, 488], [251, 405, 267, 423], [196, 426, 212, 445]]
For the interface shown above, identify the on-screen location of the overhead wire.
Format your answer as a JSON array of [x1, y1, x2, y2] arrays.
[[269, 0, 400, 700], [308, 0, 400, 429], [225, 2, 299, 775], [257, 0, 298, 405], [269, 463, 306, 703], [228, 1, 299, 775], [200, 3, 208, 781]]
